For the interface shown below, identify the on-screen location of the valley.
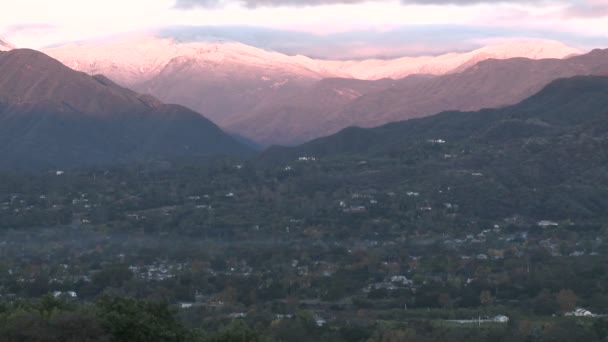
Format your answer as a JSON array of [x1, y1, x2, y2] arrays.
[[0, 75, 608, 340]]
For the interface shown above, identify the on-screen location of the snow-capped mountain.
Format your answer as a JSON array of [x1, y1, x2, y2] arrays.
[[43, 36, 337, 86], [0, 37, 15, 51], [317, 40, 582, 80], [43, 35, 582, 86]]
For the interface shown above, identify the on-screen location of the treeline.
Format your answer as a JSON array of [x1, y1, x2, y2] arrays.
[[1, 296, 608, 342]]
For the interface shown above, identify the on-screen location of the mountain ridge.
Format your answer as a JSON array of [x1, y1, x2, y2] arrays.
[[0, 49, 250, 170], [261, 75, 608, 161], [43, 36, 581, 84], [0, 37, 14, 51]]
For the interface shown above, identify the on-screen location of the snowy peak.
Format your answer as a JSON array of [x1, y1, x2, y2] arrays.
[[317, 39, 583, 80], [473, 40, 581, 59], [0, 37, 15, 51], [43, 35, 583, 86], [43, 35, 331, 86]]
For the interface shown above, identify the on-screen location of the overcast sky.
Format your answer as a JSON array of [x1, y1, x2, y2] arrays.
[[1, 0, 607, 58]]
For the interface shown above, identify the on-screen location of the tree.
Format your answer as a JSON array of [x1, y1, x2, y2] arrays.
[[480, 290, 494, 306], [532, 289, 559, 315], [210, 320, 261, 342], [96, 296, 187, 342], [438, 292, 452, 308], [556, 289, 577, 313]]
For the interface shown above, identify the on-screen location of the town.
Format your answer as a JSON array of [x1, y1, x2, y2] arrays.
[[1, 151, 607, 341]]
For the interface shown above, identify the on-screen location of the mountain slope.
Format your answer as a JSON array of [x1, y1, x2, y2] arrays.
[[225, 75, 428, 145], [228, 49, 608, 145], [0, 49, 250, 169], [324, 50, 608, 128], [0, 37, 15, 51], [263, 75, 608, 159]]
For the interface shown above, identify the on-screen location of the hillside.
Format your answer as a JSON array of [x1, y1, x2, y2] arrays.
[[0, 49, 250, 169], [266, 75, 608, 158], [0, 37, 14, 51]]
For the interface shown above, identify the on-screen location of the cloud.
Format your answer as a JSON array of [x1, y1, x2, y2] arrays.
[[158, 25, 482, 58], [560, 1, 608, 18], [3, 23, 57, 34], [157, 24, 607, 59], [174, 0, 544, 9]]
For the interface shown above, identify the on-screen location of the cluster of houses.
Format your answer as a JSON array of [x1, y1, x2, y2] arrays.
[[128, 261, 186, 281], [448, 315, 509, 324], [564, 308, 606, 317]]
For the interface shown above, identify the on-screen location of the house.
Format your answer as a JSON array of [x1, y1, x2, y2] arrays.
[[228, 312, 247, 318], [391, 275, 414, 286], [538, 220, 559, 227], [566, 308, 593, 317], [343, 206, 366, 214], [275, 314, 293, 320], [315, 316, 327, 327], [494, 315, 509, 323], [52, 291, 77, 299]]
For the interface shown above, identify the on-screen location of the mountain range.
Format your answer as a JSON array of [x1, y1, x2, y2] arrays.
[[42, 35, 586, 145], [0, 48, 250, 169], [0, 34, 608, 174], [226, 48, 608, 145]]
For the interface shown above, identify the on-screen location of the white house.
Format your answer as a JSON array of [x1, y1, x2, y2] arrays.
[[391, 275, 414, 286], [566, 308, 593, 317], [494, 315, 509, 323]]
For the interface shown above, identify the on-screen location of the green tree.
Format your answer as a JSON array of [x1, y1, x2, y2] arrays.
[[96, 296, 187, 342]]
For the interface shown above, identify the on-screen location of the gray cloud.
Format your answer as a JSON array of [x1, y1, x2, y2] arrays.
[[4, 23, 57, 33], [561, 2, 608, 18], [157, 24, 607, 59], [174, 0, 543, 9], [3, 23, 57, 35]]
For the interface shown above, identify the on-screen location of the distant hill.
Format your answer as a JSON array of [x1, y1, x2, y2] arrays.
[[0, 49, 250, 170]]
